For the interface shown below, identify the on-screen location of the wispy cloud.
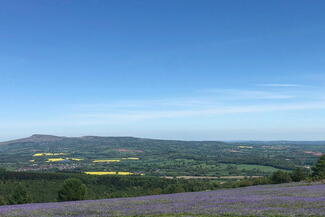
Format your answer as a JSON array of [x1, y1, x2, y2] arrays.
[[258, 83, 303, 87], [2, 85, 324, 129], [2, 101, 325, 129], [73, 101, 325, 122], [71, 85, 324, 122], [200, 89, 294, 100]]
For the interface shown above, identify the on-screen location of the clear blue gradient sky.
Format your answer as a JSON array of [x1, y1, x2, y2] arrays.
[[1, 0, 325, 141]]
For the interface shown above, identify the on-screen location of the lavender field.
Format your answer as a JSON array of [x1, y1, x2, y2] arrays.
[[0, 183, 324, 217]]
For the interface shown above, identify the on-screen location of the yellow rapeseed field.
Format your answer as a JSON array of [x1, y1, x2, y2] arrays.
[[85, 172, 117, 175], [92, 159, 121, 163], [33, 153, 67, 157], [69, 158, 83, 161], [46, 158, 66, 162], [85, 171, 136, 175], [117, 172, 134, 175], [122, 157, 140, 160], [238, 146, 253, 149]]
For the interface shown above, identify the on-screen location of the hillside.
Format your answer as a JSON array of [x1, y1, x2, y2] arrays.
[[0, 135, 324, 177], [0, 183, 324, 217]]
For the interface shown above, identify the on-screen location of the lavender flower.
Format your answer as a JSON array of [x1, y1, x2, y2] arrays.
[[0, 183, 324, 217]]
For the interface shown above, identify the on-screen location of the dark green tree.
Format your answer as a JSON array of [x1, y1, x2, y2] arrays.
[[9, 183, 31, 204], [271, 170, 292, 184], [0, 168, 6, 174], [0, 196, 7, 205], [312, 155, 325, 179], [291, 167, 308, 182], [58, 178, 87, 201]]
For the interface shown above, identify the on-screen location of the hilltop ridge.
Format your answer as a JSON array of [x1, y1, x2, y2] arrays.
[[2, 134, 325, 145], [0, 134, 66, 145]]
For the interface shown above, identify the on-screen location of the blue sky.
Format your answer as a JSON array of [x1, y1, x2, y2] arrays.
[[1, 0, 325, 141]]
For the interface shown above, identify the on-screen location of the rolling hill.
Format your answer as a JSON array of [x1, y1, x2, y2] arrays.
[[0, 135, 324, 177]]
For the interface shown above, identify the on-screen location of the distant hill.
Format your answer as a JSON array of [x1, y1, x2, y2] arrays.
[[230, 140, 325, 145], [0, 134, 66, 145], [0, 134, 210, 146], [0, 134, 229, 158], [2, 134, 325, 146]]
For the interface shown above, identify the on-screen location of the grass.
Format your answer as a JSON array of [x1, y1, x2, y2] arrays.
[[218, 163, 285, 173], [128, 214, 320, 217]]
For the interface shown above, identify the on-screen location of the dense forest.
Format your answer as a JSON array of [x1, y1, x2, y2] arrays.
[[0, 169, 222, 204]]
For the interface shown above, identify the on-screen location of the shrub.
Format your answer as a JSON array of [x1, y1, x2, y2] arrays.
[[271, 170, 292, 184], [290, 167, 308, 182], [163, 184, 185, 194], [312, 155, 325, 180], [58, 178, 87, 201], [150, 188, 162, 195], [0, 196, 7, 205], [252, 177, 271, 185], [9, 183, 31, 204]]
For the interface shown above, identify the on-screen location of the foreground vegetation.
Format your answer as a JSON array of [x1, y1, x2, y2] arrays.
[[0, 169, 222, 205], [1, 182, 324, 217]]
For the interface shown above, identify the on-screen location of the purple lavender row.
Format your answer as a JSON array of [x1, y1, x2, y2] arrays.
[[0, 183, 324, 217]]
